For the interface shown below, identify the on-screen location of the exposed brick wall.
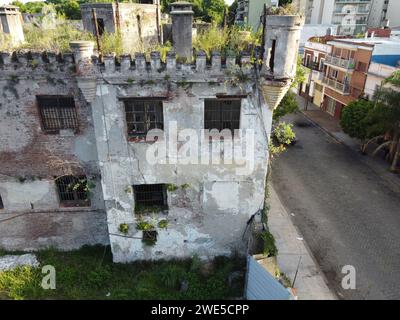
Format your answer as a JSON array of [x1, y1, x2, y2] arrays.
[[0, 74, 97, 179]]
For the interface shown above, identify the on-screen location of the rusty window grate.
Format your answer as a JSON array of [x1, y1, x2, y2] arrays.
[[124, 100, 164, 137], [204, 99, 241, 131], [55, 175, 90, 207], [37, 96, 78, 133], [133, 184, 167, 208], [0, 194, 3, 209]]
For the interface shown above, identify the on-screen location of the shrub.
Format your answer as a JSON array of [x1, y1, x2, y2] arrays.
[[273, 122, 296, 145], [261, 230, 278, 257], [273, 91, 299, 120], [340, 99, 374, 140], [118, 223, 129, 235]]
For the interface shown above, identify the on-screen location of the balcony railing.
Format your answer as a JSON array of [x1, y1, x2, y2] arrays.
[[325, 55, 355, 70], [303, 61, 320, 71], [322, 76, 350, 94]]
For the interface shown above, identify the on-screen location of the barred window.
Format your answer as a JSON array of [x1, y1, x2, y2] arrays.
[[0, 194, 4, 209], [204, 99, 241, 131], [37, 96, 78, 133], [133, 184, 167, 211], [55, 175, 90, 207], [124, 100, 164, 137]]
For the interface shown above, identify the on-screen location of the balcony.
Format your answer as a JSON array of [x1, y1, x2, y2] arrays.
[[325, 55, 355, 70], [303, 61, 321, 72], [335, 0, 371, 3], [322, 77, 350, 94]]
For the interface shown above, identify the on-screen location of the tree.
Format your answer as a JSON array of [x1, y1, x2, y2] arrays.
[[340, 99, 374, 140], [273, 91, 299, 121], [291, 56, 307, 89], [341, 74, 400, 172], [367, 86, 400, 171], [161, 0, 227, 25]]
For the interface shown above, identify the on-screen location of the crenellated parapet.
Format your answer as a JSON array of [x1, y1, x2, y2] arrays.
[[0, 50, 76, 75]]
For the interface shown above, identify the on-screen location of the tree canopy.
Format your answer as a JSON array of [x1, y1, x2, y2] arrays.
[[13, 0, 228, 23], [340, 99, 374, 140]]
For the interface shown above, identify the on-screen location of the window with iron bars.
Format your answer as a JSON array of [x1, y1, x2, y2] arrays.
[[133, 184, 168, 213], [124, 100, 164, 137], [37, 96, 79, 133], [55, 175, 90, 207], [204, 99, 241, 131]]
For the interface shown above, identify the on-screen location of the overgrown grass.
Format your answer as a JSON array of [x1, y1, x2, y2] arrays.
[[0, 245, 245, 300], [193, 24, 261, 59]]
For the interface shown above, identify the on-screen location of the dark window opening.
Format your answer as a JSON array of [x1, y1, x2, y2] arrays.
[[56, 175, 90, 207], [134, 184, 168, 212], [94, 18, 105, 36], [0, 194, 4, 209], [124, 100, 164, 137], [142, 230, 158, 245], [37, 96, 78, 134], [269, 39, 276, 72], [204, 99, 241, 131]]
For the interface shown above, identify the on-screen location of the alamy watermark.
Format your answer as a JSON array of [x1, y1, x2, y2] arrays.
[[144, 121, 257, 176]]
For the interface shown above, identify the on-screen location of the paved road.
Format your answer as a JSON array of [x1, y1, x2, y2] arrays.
[[271, 113, 400, 300]]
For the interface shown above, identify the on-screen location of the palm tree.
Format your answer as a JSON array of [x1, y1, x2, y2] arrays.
[[369, 75, 400, 172]]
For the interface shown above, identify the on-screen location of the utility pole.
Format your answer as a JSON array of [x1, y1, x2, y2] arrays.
[[92, 8, 102, 62], [260, 4, 267, 70], [115, 0, 121, 35], [155, 0, 162, 44], [304, 70, 312, 111]]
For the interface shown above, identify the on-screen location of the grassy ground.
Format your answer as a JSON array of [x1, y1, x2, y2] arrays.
[[0, 245, 245, 300]]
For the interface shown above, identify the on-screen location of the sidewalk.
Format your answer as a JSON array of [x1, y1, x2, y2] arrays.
[[294, 94, 400, 193], [268, 184, 336, 300]]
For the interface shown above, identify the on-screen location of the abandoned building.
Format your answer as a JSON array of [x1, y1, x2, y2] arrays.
[[0, 5, 24, 45], [0, 3, 303, 262], [80, 1, 161, 53]]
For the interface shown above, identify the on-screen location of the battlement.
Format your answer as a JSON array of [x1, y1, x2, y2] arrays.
[[0, 48, 255, 80], [0, 50, 75, 74]]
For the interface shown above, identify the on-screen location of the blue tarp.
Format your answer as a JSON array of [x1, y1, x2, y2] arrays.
[[246, 256, 292, 300]]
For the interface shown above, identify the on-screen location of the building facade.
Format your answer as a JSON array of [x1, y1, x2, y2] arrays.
[[301, 37, 333, 107], [323, 37, 400, 117], [0, 5, 24, 45], [304, 0, 372, 35], [80, 1, 161, 53], [0, 6, 303, 262], [235, 0, 276, 31]]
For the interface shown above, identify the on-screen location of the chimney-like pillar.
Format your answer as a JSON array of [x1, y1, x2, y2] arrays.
[[170, 1, 194, 62], [264, 15, 303, 80], [69, 41, 95, 74]]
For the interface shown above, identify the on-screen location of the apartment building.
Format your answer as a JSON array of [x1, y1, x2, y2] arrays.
[[235, 0, 277, 31], [301, 36, 334, 107], [304, 0, 372, 35], [320, 37, 400, 118]]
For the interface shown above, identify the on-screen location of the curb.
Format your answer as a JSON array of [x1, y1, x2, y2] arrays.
[[299, 110, 345, 146]]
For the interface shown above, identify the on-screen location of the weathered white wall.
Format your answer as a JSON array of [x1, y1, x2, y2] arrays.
[[91, 80, 271, 262]]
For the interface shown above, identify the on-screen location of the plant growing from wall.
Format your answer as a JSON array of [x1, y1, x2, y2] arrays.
[[273, 122, 296, 146], [119, 223, 129, 235], [136, 220, 155, 232], [273, 91, 299, 121], [180, 184, 190, 190], [166, 184, 179, 192], [69, 179, 96, 199], [124, 186, 133, 194], [135, 204, 166, 215], [158, 219, 168, 229], [261, 229, 278, 257]]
